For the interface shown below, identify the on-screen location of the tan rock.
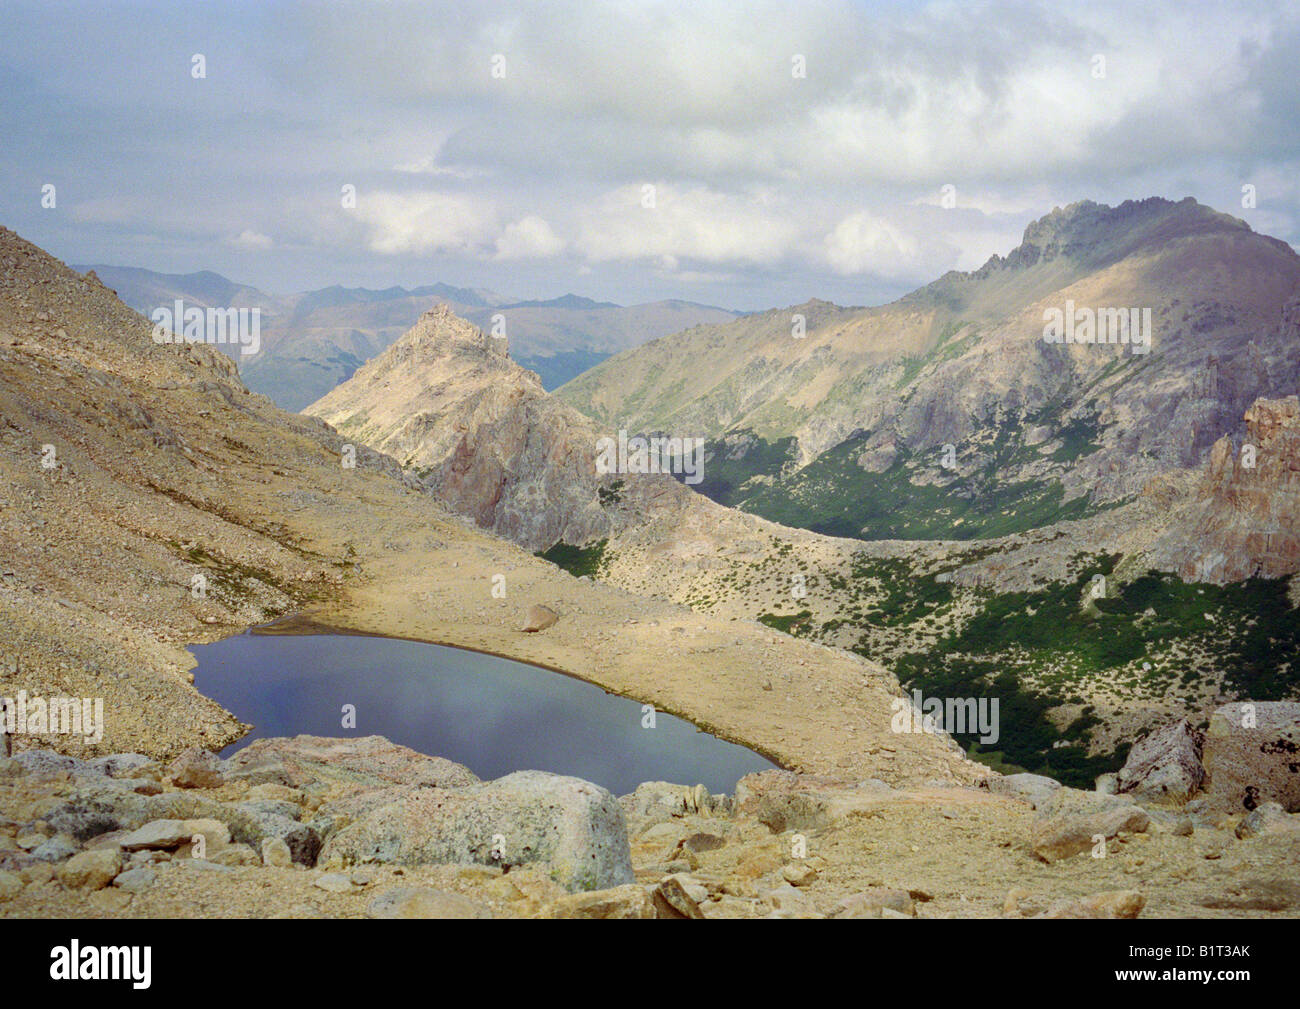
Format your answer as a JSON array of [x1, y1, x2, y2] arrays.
[[167, 746, 224, 789], [366, 886, 493, 919], [57, 849, 122, 891], [542, 884, 657, 919], [521, 604, 558, 632], [1036, 890, 1145, 919]]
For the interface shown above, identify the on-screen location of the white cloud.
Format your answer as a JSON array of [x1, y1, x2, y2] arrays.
[[230, 229, 273, 251], [494, 215, 565, 259], [576, 184, 800, 266], [824, 213, 925, 279], [354, 191, 498, 255]]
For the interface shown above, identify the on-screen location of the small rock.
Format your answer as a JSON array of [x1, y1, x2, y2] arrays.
[[166, 747, 224, 789], [0, 870, 22, 900], [520, 604, 558, 632], [261, 837, 293, 867], [366, 886, 493, 919], [313, 872, 355, 893], [782, 863, 818, 887], [655, 875, 706, 919], [88, 888, 132, 913], [56, 849, 122, 891], [112, 867, 156, 893]]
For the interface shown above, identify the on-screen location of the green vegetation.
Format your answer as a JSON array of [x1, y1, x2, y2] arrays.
[[536, 538, 609, 578], [758, 610, 814, 635], [730, 434, 1104, 541], [867, 557, 1300, 786], [597, 480, 624, 506], [692, 430, 797, 504]]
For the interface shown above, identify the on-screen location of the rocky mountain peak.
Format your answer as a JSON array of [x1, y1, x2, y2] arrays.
[[404, 301, 507, 358]]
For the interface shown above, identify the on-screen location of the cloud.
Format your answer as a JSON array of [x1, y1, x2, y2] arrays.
[[576, 184, 800, 266], [3, 0, 1297, 306], [494, 215, 565, 260], [824, 213, 925, 279], [353, 191, 499, 256], [230, 229, 274, 251]]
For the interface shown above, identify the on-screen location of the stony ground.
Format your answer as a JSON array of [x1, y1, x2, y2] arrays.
[[3, 737, 1297, 919]]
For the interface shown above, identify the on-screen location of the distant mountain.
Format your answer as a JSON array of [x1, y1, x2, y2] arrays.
[[304, 303, 728, 551], [557, 198, 1300, 545], [79, 264, 740, 410]]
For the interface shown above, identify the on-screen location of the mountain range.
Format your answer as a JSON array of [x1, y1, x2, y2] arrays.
[[77, 263, 740, 410], [556, 198, 1300, 546]]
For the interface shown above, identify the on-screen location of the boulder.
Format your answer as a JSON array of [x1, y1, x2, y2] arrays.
[[321, 770, 634, 892], [222, 735, 478, 792], [1036, 890, 1145, 919], [1116, 718, 1205, 804], [166, 747, 224, 789], [987, 773, 1062, 809], [521, 604, 558, 632], [1031, 791, 1150, 862], [118, 819, 204, 851], [366, 886, 493, 919], [622, 780, 723, 820], [831, 888, 916, 918], [1203, 702, 1300, 812], [56, 849, 121, 890], [542, 883, 656, 919], [1235, 801, 1299, 839], [734, 770, 892, 832]]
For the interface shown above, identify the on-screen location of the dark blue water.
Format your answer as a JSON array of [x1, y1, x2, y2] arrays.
[[189, 631, 777, 795]]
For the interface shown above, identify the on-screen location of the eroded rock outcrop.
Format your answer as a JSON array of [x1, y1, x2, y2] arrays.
[[1203, 702, 1300, 812], [1152, 394, 1300, 582]]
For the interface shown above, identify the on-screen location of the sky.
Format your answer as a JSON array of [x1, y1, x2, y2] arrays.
[[1, 0, 1298, 311]]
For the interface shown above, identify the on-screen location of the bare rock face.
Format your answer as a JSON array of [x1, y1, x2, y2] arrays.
[[1203, 702, 1300, 812], [1117, 719, 1205, 804], [1152, 394, 1300, 582], [559, 199, 1300, 540], [306, 304, 718, 551]]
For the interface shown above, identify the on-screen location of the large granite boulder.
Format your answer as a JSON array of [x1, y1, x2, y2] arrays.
[[321, 770, 634, 892], [734, 770, 893, 833], [1117, 718, 1205, 804], [1204, 702, 1300, 812]]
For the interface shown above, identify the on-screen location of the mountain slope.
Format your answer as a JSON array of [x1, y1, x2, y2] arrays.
[[7, 226, 968, 789], [557, 198, 1300, 542], [304, 304, 740, 551]]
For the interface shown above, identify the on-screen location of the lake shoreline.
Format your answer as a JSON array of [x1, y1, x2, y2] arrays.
[[236, 612, 792, 774]]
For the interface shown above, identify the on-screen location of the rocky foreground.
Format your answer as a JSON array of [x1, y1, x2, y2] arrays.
[[3, 710, 1298, 919]]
